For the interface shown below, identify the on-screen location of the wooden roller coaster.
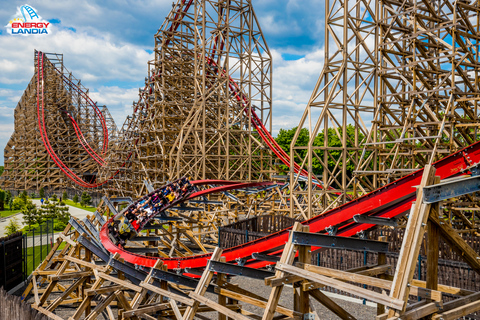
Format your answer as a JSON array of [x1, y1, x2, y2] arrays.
[[4, 0, 480, 319]]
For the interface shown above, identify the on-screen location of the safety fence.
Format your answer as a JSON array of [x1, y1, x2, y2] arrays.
[[0, 287, 48, 320], [0, 232, 23, 291]]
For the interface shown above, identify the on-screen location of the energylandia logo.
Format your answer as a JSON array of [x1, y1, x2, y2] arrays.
[[5, 5, 50, 35]]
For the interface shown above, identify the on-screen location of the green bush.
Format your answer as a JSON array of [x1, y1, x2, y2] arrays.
[[81, 192, 91, 207], [39, 187, 45, 199], [62, 191, 67, 201], [73, 194, 79, 204], [5, 217, 20, 235], [53, 221, 67, 231], [12, 197, 26, 210], [51, 194, 58, 201]]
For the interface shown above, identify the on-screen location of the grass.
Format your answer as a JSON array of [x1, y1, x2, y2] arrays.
[[63, 199, 97, 212], [21, 219, 67, 235], [25, 242, 67, 275], [0, 208, 22, 218]]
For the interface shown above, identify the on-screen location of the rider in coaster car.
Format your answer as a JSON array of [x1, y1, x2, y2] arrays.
[[125, 209, 139, 230], [108, 220, 125, 247]]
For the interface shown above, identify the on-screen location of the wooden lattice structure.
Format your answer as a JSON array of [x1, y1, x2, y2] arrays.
[[2, 52, 117, 192], [289, 0, 480, 220], [102, 0, 274, 197]]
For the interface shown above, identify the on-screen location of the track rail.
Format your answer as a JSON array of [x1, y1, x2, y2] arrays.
[[99, 140, 480, 271]]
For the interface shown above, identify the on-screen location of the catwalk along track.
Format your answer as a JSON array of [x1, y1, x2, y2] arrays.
[[99, 139, 480, 272]]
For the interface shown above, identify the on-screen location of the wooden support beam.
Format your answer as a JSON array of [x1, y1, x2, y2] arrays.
[[182, 247, 223, 320], [262, 222, 304, 320], [189, 292, 251, 320], [84, 291, 116, 320], [122, 302, 171, 318], [388, 166, 436, 317], [299, 263, 441, 301], [431, 299, 480, 320], [386, 301, 443, 320], [297, 225, 311, 315], [377, 236, 387, 316], [276, 263, 405, 310], [214, 287, 302, 319], [139, 282, 194, 306], [46, 276, 88, 312], [429, 209, 480, 274], [309, 289, 356, 320]]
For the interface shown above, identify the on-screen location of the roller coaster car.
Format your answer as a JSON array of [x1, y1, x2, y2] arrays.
[[109, 177, 195, 246]]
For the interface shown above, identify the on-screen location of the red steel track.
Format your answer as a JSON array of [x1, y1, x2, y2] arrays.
[[36, 2, 480, 271], [99, 141, 480, 271], [36, 0, 327, 189]]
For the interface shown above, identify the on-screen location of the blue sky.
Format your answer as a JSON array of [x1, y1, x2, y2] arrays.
[[0, 0, 326, 166]]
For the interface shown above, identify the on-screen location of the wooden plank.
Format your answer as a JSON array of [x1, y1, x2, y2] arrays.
[[214, 287, 302, 319], [131, 260, 163, 309], [297, 225, 311, 315], [170, 300, 183, 320], [216, 257, 227, 320], [309, 289, 356, 320], [86, 285, 124, 296], [432, 299, 480, 320], [48, 271, 92, 281], [63, 255, 106, 271], [46, 276, 88, 312], [388, 166, 436, 316], [122, 302, 171, 318], [429, 209, 480, 274], [31, 304, 65, 320], [409, 279, 473, 296], [32, 275, 40, 306], [276, 263, 405, 310], [84, 291, 117, 320], [189, 292, 251, 320], [97, 272, 143, 292], [265, 274, 303, 287], [299, 263, 441, 301], [140, 282, 194, 306], [437, 292, 480, 314], [182, 247, 223, 320], [262, 222, 304, 320], [387, 301, 442, 320]]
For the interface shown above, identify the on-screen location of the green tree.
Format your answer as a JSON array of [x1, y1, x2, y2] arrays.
[[20, 191, 28, 204], [22, 201, 38, 230], [0, 189, 5, 211], [274, 125, 365, 186], [0, 166, 4, 176], [39, 200, 70, 225], [5, 217, 20, 236], [51, 194, 58, 202], [81, 192, 91, 207], [62, 191, 68, 201], [39, 187, 45, 199], [73, 194, 79, 204], [5, 191, 11, 206]]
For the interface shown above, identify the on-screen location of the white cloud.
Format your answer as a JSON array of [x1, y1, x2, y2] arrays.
[[89, 86, 139, 126], [270, 47, 325, 135], [0, 28, 152, 85]]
